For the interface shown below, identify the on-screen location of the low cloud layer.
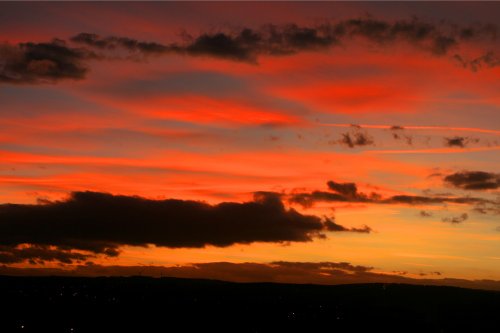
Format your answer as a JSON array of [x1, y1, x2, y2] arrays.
[[72, 18, 498, 64], [1, 17, 498, 84], [0, 245, 90, 265], [1, 261, 499, 291], [0, 191, 367, 264]]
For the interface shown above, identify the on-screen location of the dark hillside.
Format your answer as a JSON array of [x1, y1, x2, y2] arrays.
[[1, 276, 498, 332]]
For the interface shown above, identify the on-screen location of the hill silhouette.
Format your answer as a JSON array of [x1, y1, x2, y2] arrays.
[[1, 275, 499, 332]]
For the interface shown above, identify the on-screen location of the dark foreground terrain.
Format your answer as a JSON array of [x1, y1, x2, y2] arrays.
[[1, 276, 498, 332]]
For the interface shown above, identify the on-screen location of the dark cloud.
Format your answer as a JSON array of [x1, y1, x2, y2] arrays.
[[323, 219, 372, 233], [417, 271, 441, 277], [327, 180, 358, 197], [0, 261, 379, 284], [0, 245, 90, 265], [474, 202, 500, 216], [340, 18, 455, 54], [1, 261, 381, 286], [71, 33, 171, 54], [403, 136, 414, 145], [270, 261, 373, 273], [171, 18, 497, 64], [183, 30, 260, 62], [391, 133, 413, 145], [445, 136, 467, 147], [339, 132, 375, 148], [289, 190, 375, 208], [289, 180, 495, 209], [384, 195, 482, 205], [453, 51, 500, 72], [71, 24, 339, 63], [390, 125, 405, 130], [389, 125, 413, 145], [419, 210, 433, 217], [442, 213, 468, 224], [444, 171, 500, 190], [0, 39, 91, 84], [444, 136, 479, 148], [290, 191, 346, 208], [145, 261, 380, 285], [0, 191, 366, 264], [3, 17, 498, 85], [1, 261, 499, 291]]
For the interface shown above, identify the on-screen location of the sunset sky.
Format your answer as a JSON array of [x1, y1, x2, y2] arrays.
[[0, 1, 499, 288]]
